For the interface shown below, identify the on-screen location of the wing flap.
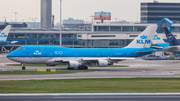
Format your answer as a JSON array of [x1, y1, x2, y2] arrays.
[[135, 49, 161, 54], [82, 57, 134, 61]]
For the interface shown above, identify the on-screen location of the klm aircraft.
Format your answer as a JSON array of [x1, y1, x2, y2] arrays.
[[7, 25, 157, 70], [151, 33, 169, 49], [0, 25, 17, 45]]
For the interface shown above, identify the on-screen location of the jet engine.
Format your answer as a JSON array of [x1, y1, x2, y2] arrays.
[[96, 60, 108, 67], [68, 61, 80, 68]]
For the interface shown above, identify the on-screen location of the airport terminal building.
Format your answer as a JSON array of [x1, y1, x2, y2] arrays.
[[1, 18, 180, 51]]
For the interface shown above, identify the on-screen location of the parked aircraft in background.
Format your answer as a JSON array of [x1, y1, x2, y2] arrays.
[[151, 33, 169, 49], [163, 27, 180, 54], [7, 25, 157, 70], [0, 25, 17, 45]]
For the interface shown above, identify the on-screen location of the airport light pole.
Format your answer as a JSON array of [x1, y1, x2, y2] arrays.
[[14, 12, 17, 22], [89, 15, 94, 33], [115, 18, 117, 22], [60, 0, 62, 46]]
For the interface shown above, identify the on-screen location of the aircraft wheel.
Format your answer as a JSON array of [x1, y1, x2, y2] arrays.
[[78, 66, 82, 70], [84, 66, 88, 70], [22, 66, 26, 70], [67, 67, 74, 70], [79, 66, 88, 70]]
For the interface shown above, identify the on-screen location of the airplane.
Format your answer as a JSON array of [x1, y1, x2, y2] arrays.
[[7, 25, 157, 70], [151, 33, 169, 49], [0, 25, 18, 45], [162, 27, 180, 54]]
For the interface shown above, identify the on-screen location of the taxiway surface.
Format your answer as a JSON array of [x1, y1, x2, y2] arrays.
[[1, 94, 180, 101], [0, 53, 180, 80]]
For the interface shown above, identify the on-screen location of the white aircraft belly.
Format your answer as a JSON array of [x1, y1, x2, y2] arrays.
[[9, 57, 134, 64]]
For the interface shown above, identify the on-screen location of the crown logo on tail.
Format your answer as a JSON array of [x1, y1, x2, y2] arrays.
[[140, 34, 147, 39]]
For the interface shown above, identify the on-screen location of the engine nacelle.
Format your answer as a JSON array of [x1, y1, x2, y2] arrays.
[[97, 60, 108, 67], [68, 61, 80, 68]]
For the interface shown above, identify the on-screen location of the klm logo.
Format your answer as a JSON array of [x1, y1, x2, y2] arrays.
[[0, 33, 7, 37], [55, 51, 63, 55], [33, 50, 41, 55], [153, 35, 160, 40], [137, 34, 151, 44]]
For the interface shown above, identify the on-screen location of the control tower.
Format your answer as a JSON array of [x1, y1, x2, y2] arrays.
[[41, 0, 52, 29]]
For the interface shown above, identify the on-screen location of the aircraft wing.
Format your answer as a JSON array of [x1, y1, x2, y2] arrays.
[[49, 57, 135, 63], [82, 57, 135, 61], [135, 49, 161, 54]]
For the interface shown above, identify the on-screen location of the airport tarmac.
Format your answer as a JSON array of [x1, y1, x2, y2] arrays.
[[0, 53, 180, 80], [1, 95, 180, 101]]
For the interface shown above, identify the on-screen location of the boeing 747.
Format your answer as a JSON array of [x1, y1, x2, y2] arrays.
[[7, 25, 157, 70]]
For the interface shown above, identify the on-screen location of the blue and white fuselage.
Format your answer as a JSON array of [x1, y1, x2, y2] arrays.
[[7, 25, 157, 70], [7, 46, 154, 64]]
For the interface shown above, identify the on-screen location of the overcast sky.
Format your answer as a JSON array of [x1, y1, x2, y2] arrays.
[[0, 0, 179, 23]]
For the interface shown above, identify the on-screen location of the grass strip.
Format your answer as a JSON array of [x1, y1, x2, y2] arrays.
[[6, 64, 128, 67], [0, 78, 180, 93], [0, 70, 93, 75]]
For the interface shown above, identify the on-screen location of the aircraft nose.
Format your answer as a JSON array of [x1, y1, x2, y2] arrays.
[[6, 52, 14, 59], [6, 53, 11, 57], [6, 52, 17, 62]]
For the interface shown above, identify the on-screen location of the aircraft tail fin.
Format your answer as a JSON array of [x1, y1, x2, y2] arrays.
[[125, 25, 157, 48], [163, 27, 180, 46], [0, 25, 11, 41], [152, 33, 165, 44]]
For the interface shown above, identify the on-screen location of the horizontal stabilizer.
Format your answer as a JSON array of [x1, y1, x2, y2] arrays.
[[0, 41, 7, 44], [163, 47, 178, 51], [11, 41, 18, 44]]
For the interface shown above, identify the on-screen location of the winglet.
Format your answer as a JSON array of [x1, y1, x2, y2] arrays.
[[0, 25, 11, 41], [163, 27, 180, 46], [126, 25, 157, 48]]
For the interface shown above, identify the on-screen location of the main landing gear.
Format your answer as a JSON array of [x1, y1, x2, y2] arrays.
[[77, 65, 88, 70], [67, 65, 88, 70], [21, 63, 26, 70]]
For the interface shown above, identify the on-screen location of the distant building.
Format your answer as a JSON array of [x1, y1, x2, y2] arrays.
[[141, 2, 180, 23], [41, 0, 52, 29], [62, 18, 91, 30]]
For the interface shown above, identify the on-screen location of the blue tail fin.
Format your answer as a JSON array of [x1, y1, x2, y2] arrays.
[[163, 27, 180, 46]]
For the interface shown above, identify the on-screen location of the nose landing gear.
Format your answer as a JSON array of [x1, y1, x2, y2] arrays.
[[21, 63, 26, 70]]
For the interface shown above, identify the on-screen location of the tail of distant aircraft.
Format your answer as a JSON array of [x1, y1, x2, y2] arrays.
[[126, 25, 157, 48], [0, 25, 11, 41], [152, 33, 165, 44], [163, 27, 180, 46]]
